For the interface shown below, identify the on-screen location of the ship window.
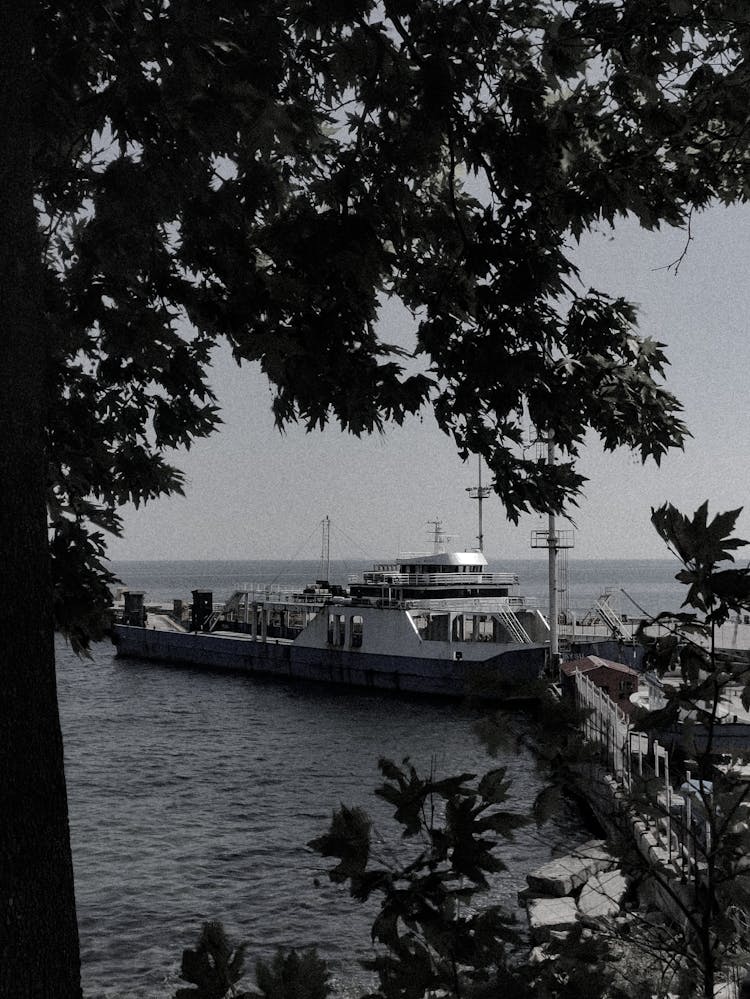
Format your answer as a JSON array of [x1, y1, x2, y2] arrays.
[[473, 615, 492, 641], [451, 615, 465, 642], [411, 613, 428, 638], [425, 613, 449, 641], [351, 616, 363, 648], [328, 613, 347, 646]]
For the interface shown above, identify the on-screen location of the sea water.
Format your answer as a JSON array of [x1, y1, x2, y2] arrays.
[[58, 558, 684, 998]]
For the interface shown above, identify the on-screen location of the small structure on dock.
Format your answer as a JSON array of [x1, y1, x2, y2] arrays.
[[190, 590, 213, 632], [121, 591, 146, 627], [561, 655, 640, 716]]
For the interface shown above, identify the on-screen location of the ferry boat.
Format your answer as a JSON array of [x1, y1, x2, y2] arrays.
[[112, 528, 551, 699]]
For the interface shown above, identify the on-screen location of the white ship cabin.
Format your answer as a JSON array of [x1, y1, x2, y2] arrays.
[[349, 549, 520, 603]]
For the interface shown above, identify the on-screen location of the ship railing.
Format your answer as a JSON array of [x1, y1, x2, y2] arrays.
[[404, 595, 529, 607], [372, 596, 532, 614], [350, 571, 519, 587], [223, 587, 330, 611]]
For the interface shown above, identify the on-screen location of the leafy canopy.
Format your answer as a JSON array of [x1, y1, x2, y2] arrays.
[[40, 1, 750, 638]]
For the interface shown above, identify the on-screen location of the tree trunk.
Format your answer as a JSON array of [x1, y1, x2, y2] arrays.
[[0, 3, 83, 995]]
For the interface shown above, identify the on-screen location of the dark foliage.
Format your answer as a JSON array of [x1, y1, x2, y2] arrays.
[[32, 1, 709, 644], [629, 503, 750, 997], [175, 924, 331, 999], [255, 947, 332, 999], [175, 921, 251, 999]]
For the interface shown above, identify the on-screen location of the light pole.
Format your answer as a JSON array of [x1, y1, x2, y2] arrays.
[[547, 432, 558, 667], [529, 430, 574, 675]]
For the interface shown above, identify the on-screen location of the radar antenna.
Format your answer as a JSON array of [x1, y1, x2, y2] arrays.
[[426, 519, 454, 554]]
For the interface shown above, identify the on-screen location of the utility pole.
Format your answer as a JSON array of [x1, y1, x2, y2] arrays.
[[547, 433, 558, 668], [530, 430, 574, 675]]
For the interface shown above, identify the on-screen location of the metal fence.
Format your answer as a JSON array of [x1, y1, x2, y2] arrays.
[[572, 669, 750, 995], [573, 669, 712, 882]]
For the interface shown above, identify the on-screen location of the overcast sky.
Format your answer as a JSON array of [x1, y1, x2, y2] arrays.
[[107, 202, 750, 564]]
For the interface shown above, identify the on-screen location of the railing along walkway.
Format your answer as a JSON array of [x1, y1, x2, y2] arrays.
[[573, 670, 715, 888]]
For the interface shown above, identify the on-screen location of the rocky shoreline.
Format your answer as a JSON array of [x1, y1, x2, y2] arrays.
[[519, 839, 676, 995], [520, 839, 627, 944], [518, 838, 746, 997]]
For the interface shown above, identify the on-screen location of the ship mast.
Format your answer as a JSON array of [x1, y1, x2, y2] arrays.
[[320, 515, 330, 583], [465, 455, 491, 552]]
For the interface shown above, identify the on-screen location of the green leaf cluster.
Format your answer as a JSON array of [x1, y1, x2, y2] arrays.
[[637, 504, 750, 745], [175, 921, 250, 999], [651, 502, 750, 623], [175, 923, 331, 999], [309, 757, 530, 999], [307, 804, 372, 884], [255, 948, 332, 999], [624, 502, 750, 997]]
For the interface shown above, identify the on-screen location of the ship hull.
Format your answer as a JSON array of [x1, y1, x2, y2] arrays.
[[112, 624, 546, 700]]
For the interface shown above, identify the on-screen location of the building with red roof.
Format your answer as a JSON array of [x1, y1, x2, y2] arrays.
[[560, 655, 640, 716]]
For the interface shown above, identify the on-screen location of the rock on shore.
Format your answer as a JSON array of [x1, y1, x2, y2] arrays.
[[521, 839, 627, 943]]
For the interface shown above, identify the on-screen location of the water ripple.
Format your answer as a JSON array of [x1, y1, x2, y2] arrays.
[[57, 637, 589, 998]]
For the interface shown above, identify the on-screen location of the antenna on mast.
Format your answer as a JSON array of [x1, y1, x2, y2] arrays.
[[426, 519, 452, 554], [465, 455, 491, 552]]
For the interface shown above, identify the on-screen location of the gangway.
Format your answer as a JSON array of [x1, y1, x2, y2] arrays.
[[203, 609, 224, 633], [581, 591, 627, 640]]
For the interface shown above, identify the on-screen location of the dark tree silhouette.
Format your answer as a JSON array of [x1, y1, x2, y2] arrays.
[[8, 2, 750, 993], [0, 5, 81, 997]]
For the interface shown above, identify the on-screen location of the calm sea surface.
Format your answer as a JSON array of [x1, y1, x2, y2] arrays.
[[58, 558, 684, 998]]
